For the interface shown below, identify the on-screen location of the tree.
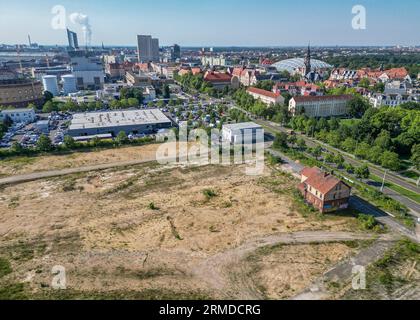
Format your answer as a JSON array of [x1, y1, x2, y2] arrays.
[[43, 90, 53, 102], [36, 134, 53, 152], [273, 132, 288, 149], [163, 85, 171, 99], [296, 138, 306, 150], [288, 134, 297, 147], [374, 130, 392, 150], [63, 135, 76, 149], [345, 163, 355, 174], [341, 137, 357, 153], [380, 151, 400, 171], [359, 78, 370, 89], [411, 144, 420, 171], [42, 101, 56, 113], [355, 165, 370, 180], [333, 154, 345, 168], [115, 131, 128, 145], [11, 142, 24, 154], [312, 146, 322, 160], [347, 96, 370, 118], [367, 146, 383, 164]]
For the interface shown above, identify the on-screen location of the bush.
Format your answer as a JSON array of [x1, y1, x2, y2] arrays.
[[202, 189, 217, 199]]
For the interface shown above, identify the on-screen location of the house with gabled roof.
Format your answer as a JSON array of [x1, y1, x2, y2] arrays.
[[298, 167, 351, 213]]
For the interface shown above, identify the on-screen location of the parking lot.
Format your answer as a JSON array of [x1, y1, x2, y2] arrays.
[[0, 112, 72, 149]]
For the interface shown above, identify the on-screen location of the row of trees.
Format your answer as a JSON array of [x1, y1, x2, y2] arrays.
[[1, 132, 154, 158], [289, 105, 420, 171]]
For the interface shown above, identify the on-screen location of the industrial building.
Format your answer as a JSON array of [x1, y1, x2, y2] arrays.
[[68, 109, 172, 137], [0, 68, 44, 108], [69, 51, 105, 90], [42, 75, 59, 96], [61, 74, 77, 95], [222, 122, 263, 145]]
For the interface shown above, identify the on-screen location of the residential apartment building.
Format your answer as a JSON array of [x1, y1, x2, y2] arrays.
[[298, 167, 351, 213], [289, 95, 353, 117], [367, 92, 419, 108], [137, 35, 160, 62], [247, 87, 285, 105]]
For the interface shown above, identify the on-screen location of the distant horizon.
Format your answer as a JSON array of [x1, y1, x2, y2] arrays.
[[1, 0, 420, 47]]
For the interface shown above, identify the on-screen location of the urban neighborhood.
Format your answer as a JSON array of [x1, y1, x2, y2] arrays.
[[0, 0, 419, 305]]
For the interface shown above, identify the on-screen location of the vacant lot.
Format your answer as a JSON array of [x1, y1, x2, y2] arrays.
[[0, 162, 366, 299], [0, 144, 162, 177]]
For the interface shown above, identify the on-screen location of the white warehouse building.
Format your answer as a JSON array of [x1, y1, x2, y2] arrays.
[[68, 109, 172, 137], [222, 122, 263, 145]]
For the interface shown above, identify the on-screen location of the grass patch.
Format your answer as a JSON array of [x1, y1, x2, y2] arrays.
[[0, 257, 12, 278]]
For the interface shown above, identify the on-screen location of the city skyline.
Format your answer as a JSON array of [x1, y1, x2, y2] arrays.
[[0, 0, 419, 47]]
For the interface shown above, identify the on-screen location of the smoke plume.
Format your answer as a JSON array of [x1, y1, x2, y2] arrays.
[[69, 12, 92, 47]]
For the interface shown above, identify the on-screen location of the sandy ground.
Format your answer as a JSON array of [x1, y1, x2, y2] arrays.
[[0, 162, 362, 299], [0, 144, 162, 177]]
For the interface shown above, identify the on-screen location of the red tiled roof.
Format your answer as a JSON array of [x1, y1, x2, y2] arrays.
[[204, 71, 232, 82], [301, 167, 342, 194], [292, 94, 353, 103], [301, 167, 321, 178], [383, 67, 408, 79], [247, 87, 280, 99]]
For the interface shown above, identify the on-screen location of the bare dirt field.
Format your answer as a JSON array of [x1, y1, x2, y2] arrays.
[[0, 161, 371, 299], [0, 144, 161, 177]]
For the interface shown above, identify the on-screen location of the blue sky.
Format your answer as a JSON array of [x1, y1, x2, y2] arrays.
[[0, 0, 419, 46]]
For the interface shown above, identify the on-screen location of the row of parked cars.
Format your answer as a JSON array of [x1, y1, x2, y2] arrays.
[[0, 122, 29, 148]]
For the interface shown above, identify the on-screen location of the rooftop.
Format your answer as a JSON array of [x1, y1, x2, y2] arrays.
[[247, 87, 280, 99], [69, 109, 171, 130], [223, 121, 262, 132], [292, 94, 353, 103]]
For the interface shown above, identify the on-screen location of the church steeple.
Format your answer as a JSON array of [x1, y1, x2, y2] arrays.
[[304, 43, 311, 76]]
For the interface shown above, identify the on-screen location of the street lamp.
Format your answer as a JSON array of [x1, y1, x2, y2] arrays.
[[380, 170, 388, 192]]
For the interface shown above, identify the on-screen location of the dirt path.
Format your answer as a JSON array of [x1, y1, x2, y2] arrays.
[[192, 231, 396, 300], [292, 240, 396, 300], [0, 158, 158, 186]]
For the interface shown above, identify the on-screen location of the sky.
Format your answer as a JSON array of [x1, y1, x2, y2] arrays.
[[0, 0, 419, 47]]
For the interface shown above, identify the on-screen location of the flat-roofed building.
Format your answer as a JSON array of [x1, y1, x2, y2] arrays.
[[222, 122, 263, 145], [68, 109, 172, 137], [0, 108, 36, 123], [289, 95, 353, 117]]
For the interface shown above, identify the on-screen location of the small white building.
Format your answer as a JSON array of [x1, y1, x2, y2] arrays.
[[0, 108, 36, 123], [222, 122, 263, 145]]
